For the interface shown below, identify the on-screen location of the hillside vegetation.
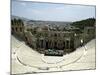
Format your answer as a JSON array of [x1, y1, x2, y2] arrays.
[[71, 18, 96, 29]]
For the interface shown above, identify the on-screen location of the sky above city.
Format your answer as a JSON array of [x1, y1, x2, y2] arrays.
[[12, 0, 96, 22]]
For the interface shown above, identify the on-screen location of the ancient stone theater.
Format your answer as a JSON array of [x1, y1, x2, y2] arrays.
[[11, 19, 95, 56]]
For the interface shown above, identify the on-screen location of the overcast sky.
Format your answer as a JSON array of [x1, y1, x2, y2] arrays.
[[12, 0, 96, 22]]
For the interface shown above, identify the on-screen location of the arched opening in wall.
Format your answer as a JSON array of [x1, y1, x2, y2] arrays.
[[48, 41, 52, 49], [66, 40, 69, 49], [47, 41, 50, 49], [54, 41, 57, 49], [54, 33, 57, 37], [40, 40, 44, 48], [15, 27, 18, 32], [12, 27, 14, 32], [51, 41, 54, 49], [46, 40, 49, 49], [58, 41, 64, 50], [11, 27, 14, 34], [70, 39, 74, 49], [20, 27, 22, 32], [63, 41, 65, 49], [36, 39, 39, 49], [57, 41, 61, 50]]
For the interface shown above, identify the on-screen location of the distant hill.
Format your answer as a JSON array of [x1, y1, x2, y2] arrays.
[[11, 15, 30, 21], [71, 18, 96, 29], [11, 15, 95, 28], [11, 15, 72, 26]]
